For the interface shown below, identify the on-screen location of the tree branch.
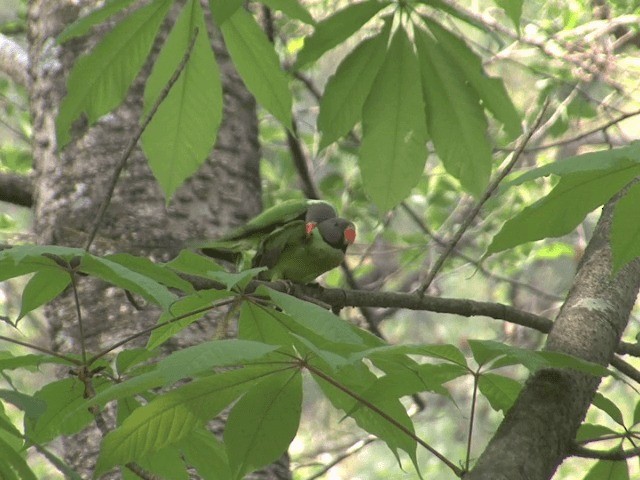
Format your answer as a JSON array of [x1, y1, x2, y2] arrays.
[[0, 33, 28, 87], [0, 171, 33, 207], [466, 197, 640, 480], [571, 444, 640, 461]]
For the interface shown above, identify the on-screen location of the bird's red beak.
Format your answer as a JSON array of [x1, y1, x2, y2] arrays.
[[305, 221, 317, 236], [344, 226, 356, 245]]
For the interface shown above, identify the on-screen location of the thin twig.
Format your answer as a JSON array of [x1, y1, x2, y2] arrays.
[[0, 334, 81, 365], [87, 297, 235, 364], [401, 202, 563, 302], [301, 437, 376, 480], [69, 271, 87, 365], [84, 28, 200, 252], [417, 100, 550, 295]]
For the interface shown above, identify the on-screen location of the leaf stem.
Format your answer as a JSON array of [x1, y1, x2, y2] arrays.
[[303, 360, 464, 477], [465, 370, 480, 472]]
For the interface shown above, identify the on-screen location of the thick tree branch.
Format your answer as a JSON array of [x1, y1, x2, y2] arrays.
[[0, 33, 28, 87], [0, 171, 33, 207], [466, 198, 640, 480], [571, 444, 640, 461]]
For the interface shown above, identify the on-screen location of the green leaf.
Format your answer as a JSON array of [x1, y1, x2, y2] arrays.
[[360, 343, 469, 368], [478, 373, 521, 413], [318, 19, 391, 150], [207, 268, 265, 289], [208, 0, 244, 24], [56, 0, 172, 147], [57, 0, 137, 43], [142, 0, 222, 200], [80, 254, 177, 309], [0, 390, 46, 418], [582, 458, 629, 480], [166, 249, 224, 277], [365, 362, 467, 400], [146, 289, 234, 349], [96, 366, 272, 476], [17, 268, 70, 321], [312, 362, 418, 472], [115, 348, 157, 375], [225, 370, 302, 480], [575, 423, 618, 443], [415, 27, 491, 197], [506, 143, 640, 187], [238, 302, 294, 347], [592, 393, 625, 426], [0, 353, 73, 371], [180, 428, 231, 480], [469, 339, 507, 367], [25, 378, 104, 444], [220, 8, 292, 128], [421, 18, 521, 139], [0, 436, 36, 480], [266, 288, 364, 345], [488, 159, 640, 254], [634, 398, 640, 426], [295, 0, 390, 69], [259, 0, 315, 25], [359, 27, 428, 211], [493, 0, 523, 32], [152, 339, 280, 384], [611, 182, 640, 272], [106, 253, 194, 293], [0, 245, 79, 282]]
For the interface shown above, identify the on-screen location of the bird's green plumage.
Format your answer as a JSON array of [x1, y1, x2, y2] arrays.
[[253, 220, 347, 283], [195, 199, 354, 282]]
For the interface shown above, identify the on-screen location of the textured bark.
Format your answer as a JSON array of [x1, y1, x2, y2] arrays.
[[467, 200, 640, 480], [27, 1, 288, 478]]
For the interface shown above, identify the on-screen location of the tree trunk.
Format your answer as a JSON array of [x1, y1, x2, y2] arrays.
[[467, 198, 640, 480], [27, 1, 288, 478]]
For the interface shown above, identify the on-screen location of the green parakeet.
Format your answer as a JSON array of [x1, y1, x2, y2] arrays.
[[197, 199, 356, 282], [253, 215, 356, 283]]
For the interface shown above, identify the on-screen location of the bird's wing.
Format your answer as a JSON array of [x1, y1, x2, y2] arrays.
[[252, 220, 307, 270]]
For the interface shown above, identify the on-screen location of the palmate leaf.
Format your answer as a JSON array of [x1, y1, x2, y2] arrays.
[[220, 8, 292, 128], [207, 0, 244, 24], [225, 370, 302, 480], [415, 27, 492, 197], [0, 436, 36, 480], [56, 0, 172, 148], [294, 0, 391, 69], [421, 18, 521, 139], [95, 366, 276, 476], [591, 393, 625, 427], [359, 27, 429, 212], [318, 19, 391, 150], [312, 360, 420, 474], [142, 0, 222, 200], [180, 428, 231, 480], [487, 159, 640, 254]]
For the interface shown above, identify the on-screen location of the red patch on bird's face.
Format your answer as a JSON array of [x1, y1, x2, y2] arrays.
[[305, 222, 317, 235], [344, 226, 356, 245]]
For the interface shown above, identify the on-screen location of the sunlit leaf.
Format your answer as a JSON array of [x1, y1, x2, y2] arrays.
[[415, 27, 491, 197], [478, 373, 521, 413], [17, 268, 70, 321], [611, 182, 640, 272], [142, 0, 222, 200], [56, 0, 172, 147], [488, 160, 640, 254], [220, 8, 292, 128], [582, 458, 629, 480], [295, 0, 390, 69], [318, 19, 391, 150], [225, 370, 302, 480], [360, 28, 428, 211]]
